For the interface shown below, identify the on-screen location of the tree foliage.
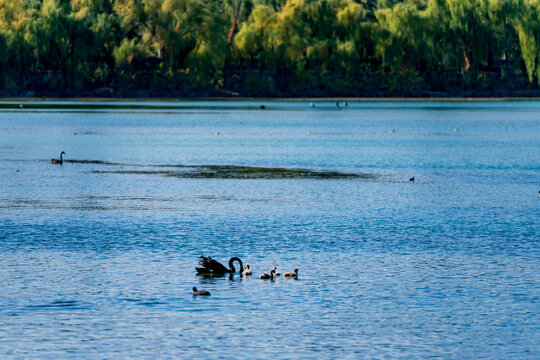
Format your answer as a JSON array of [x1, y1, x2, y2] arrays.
[[0, 0, 538, 96]]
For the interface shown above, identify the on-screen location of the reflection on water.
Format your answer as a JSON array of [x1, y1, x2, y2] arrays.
[[0, 100, 538, 359]]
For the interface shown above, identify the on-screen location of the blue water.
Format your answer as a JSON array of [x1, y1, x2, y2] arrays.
[[0, 100, 538, 359]]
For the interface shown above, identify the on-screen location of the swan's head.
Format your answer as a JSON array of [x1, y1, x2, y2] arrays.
[[61, 151, 65, 155], [294, 269, 298, 273]]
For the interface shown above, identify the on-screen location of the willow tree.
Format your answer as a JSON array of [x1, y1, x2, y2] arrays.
[[512, 0, 540, 84], [375, 0, 430, 73], [0, 0, 34, 88], [445, 0, 497, 74]]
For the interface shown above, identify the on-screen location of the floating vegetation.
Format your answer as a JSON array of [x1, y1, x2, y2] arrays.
[[91, 164, 371, 180]]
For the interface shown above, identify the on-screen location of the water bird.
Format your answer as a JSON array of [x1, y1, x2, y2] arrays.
[[242, 264, 252, 276], [311, 102, 315, 108], [259, 269, 276, 280], [271, 266, 281, 276], [51, 151, 65, 165], [409, 177, 415, 182], [260, 105, 266, 109], [389, 129, 396, 134], [454, 128, 459, 132], [306, 130, 311, 135], [344, 102, 348, 106], [196, 256, 244, 277], [284, 269, 298, 278], [19, 104, 24, 109], [192, 287, 211, 296], [336, 101, 341, 110], [214, 132, 220, 136]]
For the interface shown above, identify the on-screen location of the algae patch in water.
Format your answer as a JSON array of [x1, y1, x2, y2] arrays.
[[91, 164, 370, 180]]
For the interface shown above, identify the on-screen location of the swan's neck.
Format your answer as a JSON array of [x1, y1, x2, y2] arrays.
[[60, 152, 63, 164], [229, 257, 243, 273]]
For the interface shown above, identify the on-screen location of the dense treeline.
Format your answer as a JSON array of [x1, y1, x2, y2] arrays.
[[1, 0, 539, 97]]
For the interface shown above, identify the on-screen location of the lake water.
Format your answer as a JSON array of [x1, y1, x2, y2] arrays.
[[0, 100, 538, 359]]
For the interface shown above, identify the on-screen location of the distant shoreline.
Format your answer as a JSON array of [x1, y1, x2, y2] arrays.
[[2, 96, 540, 102]]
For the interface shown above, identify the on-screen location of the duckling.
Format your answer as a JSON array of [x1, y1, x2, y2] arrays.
[[242, 264, 252, 276], [259, 269, 276, 280], [283, 268, 298, 278], [192, 287, 211, 296], [270, 266, 280, 276]]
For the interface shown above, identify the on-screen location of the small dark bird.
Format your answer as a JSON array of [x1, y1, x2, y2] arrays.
[[336, 101, 341, 110], [260, 105, 266, 109], [51, 151, 65, 165], [284, 268, 298, 278], [192, 287, 211, 296], [409, 177, 415, 182], [259, 269, 276, 280]]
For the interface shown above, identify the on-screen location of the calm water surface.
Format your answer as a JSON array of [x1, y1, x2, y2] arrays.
[[0, 100, 539, 359]]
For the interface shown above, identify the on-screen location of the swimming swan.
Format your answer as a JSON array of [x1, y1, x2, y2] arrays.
[[259, 269, 276, 280], [51, 151, 65, 165], [283, 269, 298, 278], [196, 256, 244, 277], [242, 264, 252, 276], [192, 287, 211, 296]]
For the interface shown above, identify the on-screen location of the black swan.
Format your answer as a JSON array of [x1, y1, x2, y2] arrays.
[[192, 287, 211, 296], [242, 264, 252, 276], [284, 269, 298, 278], [51, 151, 65, 164], [196, 256, 244, 277], [259, 269, 276, 280]]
